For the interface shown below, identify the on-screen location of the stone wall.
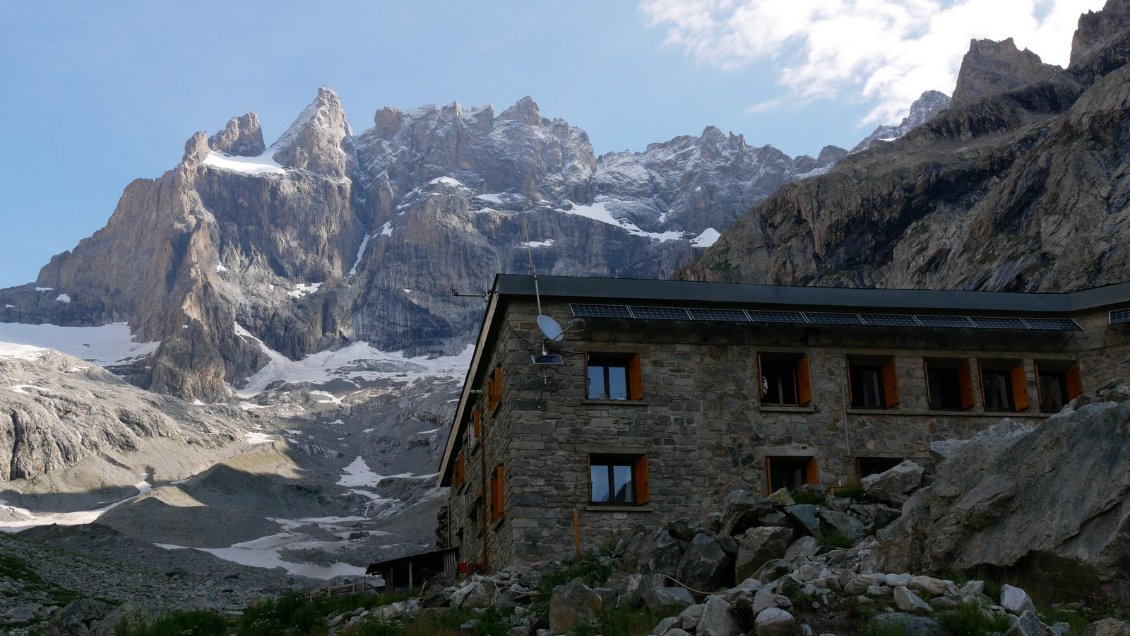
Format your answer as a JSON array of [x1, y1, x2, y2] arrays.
[[446, 298, 1130, 569]]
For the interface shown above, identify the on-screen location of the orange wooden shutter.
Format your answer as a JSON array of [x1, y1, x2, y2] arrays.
[[958, 362, 974, 410], [487, 366, 502, 411], [796, 355, 812, 406], [628, 354, 644, 400], [882, 358, 899, 408], [1066, 366, 1083, 400], [1010, 364, 1030, 411], [845, 358, 854, 405], [757, 353, 765, 400], [805, 458, 819, 485], [472, 408, 482, 439], [764, 456, 773, 495], [632, 455, 650, 505]]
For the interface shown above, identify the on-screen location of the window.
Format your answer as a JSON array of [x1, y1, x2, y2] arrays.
[[490, 464, 505, 523], [453, 452, 466, 490], [856, 457, 903, 479], [471, 407, 482, 440], [765, 456, 818, 493], [758, 353, 811, 406], [848, 356, 899, 408], [486, 365, 503, 411], [1035, 361, 1083, 413], [586, 353, 643, 400], [589, 455, 649, 505], [980, 361, 1029, 412], [924, 359, 974, 411]]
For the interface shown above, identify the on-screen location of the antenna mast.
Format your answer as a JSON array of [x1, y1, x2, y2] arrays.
[[523, 217, 542, 316]]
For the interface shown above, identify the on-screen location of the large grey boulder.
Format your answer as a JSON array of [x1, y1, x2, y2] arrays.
[[754, 607, 795, 636], [734, 526, 793, 582], [878, 398, 1130, 605], [452, 576, 499, 610], [697, 596, 740, 636], [548, 579, 603, 633], [1000, 584, 1037, 615], [1086, 619, 1130, 635], [720, 491, 777, 536], [619, 527, 685, 577], [676, 534, 733, 591], [861, 460, 924, 505]]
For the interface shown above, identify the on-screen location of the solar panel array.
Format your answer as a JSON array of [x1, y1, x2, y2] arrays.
[[1111, 308, 1130, 325], [569, 303, 1082, 332]]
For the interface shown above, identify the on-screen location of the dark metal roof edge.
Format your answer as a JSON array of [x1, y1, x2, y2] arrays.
[[495, 274, 1130, 314]]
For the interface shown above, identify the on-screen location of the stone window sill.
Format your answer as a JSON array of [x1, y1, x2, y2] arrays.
[[585, 504, 653, 513], [760, 404, 815, 413], [582, 399, 650, 406], [848, 408, 1047, 418]]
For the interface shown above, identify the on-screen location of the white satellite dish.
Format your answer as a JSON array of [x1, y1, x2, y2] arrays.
[[537, 314, 565, 343]]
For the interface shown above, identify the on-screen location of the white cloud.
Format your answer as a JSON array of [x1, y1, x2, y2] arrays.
[[640, 0, 1105, 125]]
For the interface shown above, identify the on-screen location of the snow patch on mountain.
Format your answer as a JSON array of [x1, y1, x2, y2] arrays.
[[233, 322, 473, 396], [202, 151, 287, 175], [0, 322, 160, 365]]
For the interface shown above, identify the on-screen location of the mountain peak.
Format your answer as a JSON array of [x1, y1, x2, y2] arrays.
[[208, 113, 266, 157], [1070, 0, 1130, 67], [951, 38, 1060, 108], [271, 86, 351, 175], [498, 96, 541, 124]]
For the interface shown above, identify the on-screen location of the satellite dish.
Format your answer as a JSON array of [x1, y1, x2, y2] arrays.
[[537, 314, 565, 343]]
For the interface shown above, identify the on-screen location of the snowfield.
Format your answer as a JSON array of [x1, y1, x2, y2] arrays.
[[0, 322, 160, 365]]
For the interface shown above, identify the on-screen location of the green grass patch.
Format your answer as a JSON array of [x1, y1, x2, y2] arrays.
[[0, 553, 82, 606], [115, 610, 229, 636], [789, 489, 826, 505], [863, 619, 910, 636], [531, 548, 614, 616], [936, 601, 1011, 636], [815, 529, 853, 549], [573, 605, 673, 636]]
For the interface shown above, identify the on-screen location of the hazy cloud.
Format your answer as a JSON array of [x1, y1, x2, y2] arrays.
[[640, 0, 1104, 125]]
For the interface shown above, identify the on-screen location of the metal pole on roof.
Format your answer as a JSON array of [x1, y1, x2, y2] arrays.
[[523, 217, 543, 316]]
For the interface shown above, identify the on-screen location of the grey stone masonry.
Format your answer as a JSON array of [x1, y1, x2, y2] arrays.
[[444, 295, 1130, 570]]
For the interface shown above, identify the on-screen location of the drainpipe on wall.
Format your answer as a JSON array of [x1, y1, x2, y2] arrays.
[[840, 355, 853, 475], [480, 405, 490, 573]]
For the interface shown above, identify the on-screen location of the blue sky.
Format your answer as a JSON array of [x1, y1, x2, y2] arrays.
[[0, 1, 1101, 288]]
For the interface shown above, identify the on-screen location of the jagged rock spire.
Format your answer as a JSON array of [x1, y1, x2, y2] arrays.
[[271, 86, 352, 176], [209, 113, 266, 157]]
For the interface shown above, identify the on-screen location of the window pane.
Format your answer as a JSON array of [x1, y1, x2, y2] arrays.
[[607, 366, 628, 400], [612, 464, 634, 504], [590, 465, 609, 502], [587, 365, 605, 399], [983, 370, 1012, 410]]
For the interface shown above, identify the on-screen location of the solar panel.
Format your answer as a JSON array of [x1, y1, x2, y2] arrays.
[[746, 309, 807, 324], [804, 312, 863, 326], [688, 308, 750, 322], [1022, 317, 1082, 331], [969, 316, 1028, 330], [1111, 308, 1130, 325], [570, 304, 632, 319], [916, 315, 974, 328], [861, 314, 920, 327], [629, 306, 691, 320]]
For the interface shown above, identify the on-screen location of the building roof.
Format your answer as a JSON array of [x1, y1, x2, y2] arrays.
[[437, 275, 1130, 484]]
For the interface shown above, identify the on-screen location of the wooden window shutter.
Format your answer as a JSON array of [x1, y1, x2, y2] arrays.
[[764, 456, 772, 495], [454, 452, 465, 489], [1066, 366, 1083, 400], [632, 455, 650, 505], [845, 358, 854, 405], [756, 353, 765, 400], [958, 361, 974, 410], [805, 458, 819, 486], [490, 464, 504, 522], [882, 358, 900, 408], [628, 353, 644, 400], [472, 408, 482, 439], [487, 365, 502, 411], [796, 355, 812, 406], [1010, 364, 1030, 411]]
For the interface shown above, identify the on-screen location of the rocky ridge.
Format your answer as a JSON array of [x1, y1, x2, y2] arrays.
[[685, 0, 1130, 293], [852, 90, 952, 153], [0, 87, 857, 401]]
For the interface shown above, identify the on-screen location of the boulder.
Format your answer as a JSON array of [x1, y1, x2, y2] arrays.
[[452, 576, 498, 610], [1000, 584, 1037, 615], [754, 607, 796, 636], [734, 526, 793, 581], [676, 534, 733, 591], [861, 461, 924, 505], [720, 491, 776, 536], [784, 536, 820, 560], [620, 527, 685, 577], [877, 400, 1130, 605], [871, 612, 942, 636], [817, 509, 868, 543], [1006, 610, 1053, 636], [893, 586, 933, 613], [548, 579, 602, 633], [644, 586, 696, 612], [697, 596, 740, 636], [1086, 619, 1130, 636], [784, 504, 821, 534]]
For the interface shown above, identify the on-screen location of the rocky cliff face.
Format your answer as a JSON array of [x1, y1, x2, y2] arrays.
[[950, 38, 1061, 109], [852, 91, 951, 153], [1, 89, 854, 399], [686, 0, 1130, 292]]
